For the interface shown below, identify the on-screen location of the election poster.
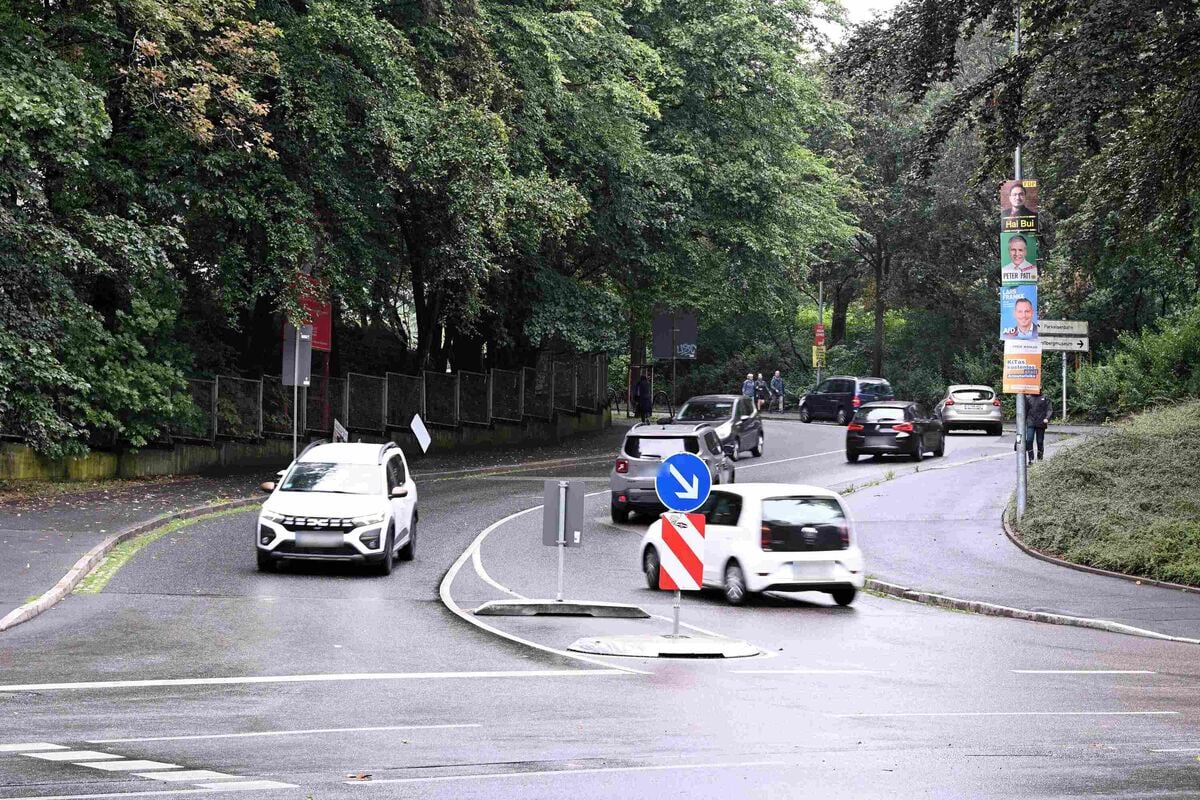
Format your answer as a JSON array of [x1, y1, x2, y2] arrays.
[[1003, 340, 1042, 394], [1000, 284, 1039, 341], [1001, 231, 1038, 284], [1000, 179, 1038, 233]]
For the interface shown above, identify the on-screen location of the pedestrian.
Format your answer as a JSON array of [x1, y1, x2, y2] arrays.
[[741, 372, 755, 399], [1025, 391, 1052, 463], [633, 372, 652, 424], [770, 370, 785, 412], [754, 373, 769, 412]]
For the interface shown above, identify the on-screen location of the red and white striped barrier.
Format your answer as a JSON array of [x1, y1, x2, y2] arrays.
[[659, 512, 706, 591]]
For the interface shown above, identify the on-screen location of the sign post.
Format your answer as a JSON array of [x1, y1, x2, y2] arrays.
[[654, 452, 711, 635], [542, 480, 584, 602], [283, 323, 313, 461]]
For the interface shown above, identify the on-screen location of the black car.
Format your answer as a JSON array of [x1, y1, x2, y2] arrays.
[[799, 376, 895, 426], [845, 401, 945, 462], [674, 394, 764, 460]]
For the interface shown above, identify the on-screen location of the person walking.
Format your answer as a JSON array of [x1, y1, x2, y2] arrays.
[[633, 372, 652, 424], [1025, 391, 1052, 463], [770, 370, 785, 412], [753, 373, 770, 412], [741, 373, 755, 399]]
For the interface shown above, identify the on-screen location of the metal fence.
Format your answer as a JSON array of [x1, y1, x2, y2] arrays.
[[553, 359, 576, 413], [424, 371, 459, 427], [215, 376, 262, 439], [306, 376, 345, 435], [458, 371, 490, 426], [173, 378, 217, 442], [577, 354, 598, 411], [386, 372, 424, 430], [262, 376, 305, 438], [490, 368, 523, 422], [346, 373, 386, 432], [523, 366, 553, 419]]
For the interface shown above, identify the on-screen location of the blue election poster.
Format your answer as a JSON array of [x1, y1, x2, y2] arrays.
[[1000, 284, 1039, 341]]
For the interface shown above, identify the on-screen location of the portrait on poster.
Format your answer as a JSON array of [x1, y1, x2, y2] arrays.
[[1002, 340, 1042, 394], [1001, 231, 1038, 284], [1000, 179, 1039, 232], [1000, 284, 1039, 341]]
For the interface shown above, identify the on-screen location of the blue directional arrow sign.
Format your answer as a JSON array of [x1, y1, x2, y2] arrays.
[[654, 452, 712, 513]]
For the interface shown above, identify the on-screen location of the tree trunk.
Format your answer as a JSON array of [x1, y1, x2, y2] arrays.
[[831, 284, 852, 346], [872, 253, 886, 377]]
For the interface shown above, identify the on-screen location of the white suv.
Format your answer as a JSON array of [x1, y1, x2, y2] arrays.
[[256, 441, 418, 575]]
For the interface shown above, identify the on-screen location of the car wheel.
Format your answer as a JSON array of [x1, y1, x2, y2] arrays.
[[846, 450, 859, 463], [723, 562, 748, 605], [256, 550, 276, 573], [799, 407, 812, 423], [728, 468, 736, 484], [911, 441, 925, 462], [835, 407, 848, 426], [398, 517, 416, 561], [752, 433, 764, 458], [933, 434, 945, 458], [611, 502, 630, 524], [375, 529, 394, 576], [729, 444, 739, 462], [643, 548, 661, 590], [831, 586, 857, 606], [990, 424, 1003, 436]]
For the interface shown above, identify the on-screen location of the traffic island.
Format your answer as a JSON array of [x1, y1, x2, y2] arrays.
[[567, 633, 760, 659], [474, 599, 650, 618]]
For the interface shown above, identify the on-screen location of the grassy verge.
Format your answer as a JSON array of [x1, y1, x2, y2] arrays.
[[1018, 401, 1200, 585], [73, 507, 250, 595]]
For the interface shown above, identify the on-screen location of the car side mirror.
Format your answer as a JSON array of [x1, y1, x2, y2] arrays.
[[390, 486, 409, 498], [260, 481, 276, 493]]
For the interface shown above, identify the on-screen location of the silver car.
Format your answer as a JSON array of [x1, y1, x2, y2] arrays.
[[610, 423, 736, 523], [935, 384, 1003, 435]]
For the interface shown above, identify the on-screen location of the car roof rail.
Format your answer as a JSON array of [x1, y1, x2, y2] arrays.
[[377, 441, 400, 464], [298, 439, 328, 459]]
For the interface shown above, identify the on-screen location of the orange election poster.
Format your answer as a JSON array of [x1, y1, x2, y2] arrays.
[[1002, 340, 1042, 394]]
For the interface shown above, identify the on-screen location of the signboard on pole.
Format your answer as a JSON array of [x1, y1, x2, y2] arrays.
[[332, 418, 348, 442], [654, 453, 712, 513], [1000, 284, 1039, 341], [542, 480, 584, 547], [282, 323, 313, 387], [658, 512, 705, 591], [1001, 231, 1039, 284], [297, 275, 333, 352], [1003, 340, 1042, 394], [1000, 179, 1039, 233], [812, 345, 827, 368], [814, 324, 826, 347], [1039, 320, 1088, 337], [652, 310, 698, 360], [1040, 337, 1089, 352]]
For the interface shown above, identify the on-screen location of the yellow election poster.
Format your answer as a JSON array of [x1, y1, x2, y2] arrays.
[[1002, 340, 1042, 394]]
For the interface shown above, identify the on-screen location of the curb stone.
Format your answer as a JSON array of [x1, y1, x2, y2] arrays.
[[0, 495, 260, 633]]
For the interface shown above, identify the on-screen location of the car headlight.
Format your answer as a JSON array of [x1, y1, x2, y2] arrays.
[[262, 510, 286, 523], [351, 513, 386, 527], [715, 421, 732, 438]]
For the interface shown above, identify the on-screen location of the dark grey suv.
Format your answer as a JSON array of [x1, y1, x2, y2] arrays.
[[673, 394, 764, 461], [609, 422, 736, 523], [799, 376, 895, 426]]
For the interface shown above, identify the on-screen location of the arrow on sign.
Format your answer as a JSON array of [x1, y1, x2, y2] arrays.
[[668, 463, 700, 499]]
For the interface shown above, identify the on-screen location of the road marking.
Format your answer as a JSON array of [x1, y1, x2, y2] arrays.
[[0, 669, 625, 693], [1012, 670, 1157, 675], [347, 759, 791, 785], [1150, 748, 1200, 753], [135, 770, 240, 782], [27, 750, 124, 761], [832, 711, 1179, 718], [90, 723, 480, 745], [0, 742, 67, 752], [193, 781, 297, 791], [77, 760, 181, 771], [0, 791, 221, 800], [734, 669, 879, 675], [738, 449, 843, 471]]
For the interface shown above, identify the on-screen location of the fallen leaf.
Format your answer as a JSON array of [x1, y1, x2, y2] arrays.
[[346, 773, 372, 781]]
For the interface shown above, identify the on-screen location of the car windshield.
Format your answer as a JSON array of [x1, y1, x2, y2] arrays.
[[676, 401, 733, 421], [951, 389, 994, 402], [625, 436, 700, 458], [856, 407, 907, 423], [280, 462, 378, 495]]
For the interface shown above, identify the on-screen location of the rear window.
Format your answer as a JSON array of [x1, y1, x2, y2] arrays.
[[624, 436, 700, 458], [677, 400, 733, 422], [859, 380, 892, 395], [951, 388, 995, 402], [855, 406, 909, 423], [762, 496, 846, 528]]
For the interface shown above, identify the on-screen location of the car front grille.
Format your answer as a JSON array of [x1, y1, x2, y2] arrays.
[[278, 517, 358, 533]]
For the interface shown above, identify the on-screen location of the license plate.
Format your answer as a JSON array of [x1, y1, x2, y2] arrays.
[[792, 562, 833, 581], [865, 436, 892, 447], [296, 531, 344, 548]]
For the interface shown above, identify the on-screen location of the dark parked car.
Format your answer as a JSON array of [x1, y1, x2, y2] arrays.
[[674, 394, 764, 460], [845, 401, 945, 462], [799, 376, 895, 426]]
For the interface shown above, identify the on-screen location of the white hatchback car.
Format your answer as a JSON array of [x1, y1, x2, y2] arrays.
[[639, 483, 864, 606], [256, 441, 418, 575]]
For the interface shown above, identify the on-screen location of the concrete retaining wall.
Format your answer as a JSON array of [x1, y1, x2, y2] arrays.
[[0, 407, 611, 482]]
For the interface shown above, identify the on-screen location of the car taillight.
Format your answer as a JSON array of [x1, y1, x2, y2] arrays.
[[615, 458, 629, 473], [992, 398, 1002, 407], [760, 525, 773, 551], [892, 422, 914, 432], [847, 422, 865, 431], [839, 524, 850, 549], [944, 398, 955, 406], [852, 395, 862, 407]]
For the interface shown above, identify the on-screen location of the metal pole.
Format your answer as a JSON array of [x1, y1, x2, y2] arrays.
[[292, 325, 300, 462], [1013, 11, 1027, 520], [556, 480, 567, 602], [1062, 352, 1068, 423], [670, 312, 677, 416], [672, 589, 681, 635], [816, 281, 824, 386]]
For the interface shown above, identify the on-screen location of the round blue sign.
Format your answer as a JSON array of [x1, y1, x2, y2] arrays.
[[654, 452, 712, 513]]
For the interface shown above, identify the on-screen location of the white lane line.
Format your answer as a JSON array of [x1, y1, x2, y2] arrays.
[[737, 449, 843, 471], [193, 781, 297, 791], [0, 742, 67, 752], [26, 750, 124, 761], [135, 770, 240, 782], [734, 669, 879, 675], [0, 669, 623, 693], [348, 759, 791, 785], [832, 711, 1179, 718], [1012, 670, 1157, 675], [1151, 748, 1200, 753], [90, 723, 480, 744], [77, 760, 182, 771], [0, 790, 216, 800]]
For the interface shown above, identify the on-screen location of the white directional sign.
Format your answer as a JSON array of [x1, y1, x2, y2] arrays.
[[1041, 337, 1089, 352], [1039, 319, 1088, 336]]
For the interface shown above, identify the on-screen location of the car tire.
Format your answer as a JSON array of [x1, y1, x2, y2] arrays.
[[729, 445, 739, 462], [831, 586, 857, 606], [643, 548, 661, 590], [752, 433, 764, 458], [836, 407, 848, 426], [846, 450, 859, 463], [989, 424, 1003, 436], [723, 562, 748, 605], [933, 434, 945, 458], [799, 407, 812, 423], [398, 517, 416, 561], [728, 468, 736, 484], [256, 550, 276, 573], [911, 442, 925, 462], [611, 502, 630, 524], [375, 529, 394, 576]]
